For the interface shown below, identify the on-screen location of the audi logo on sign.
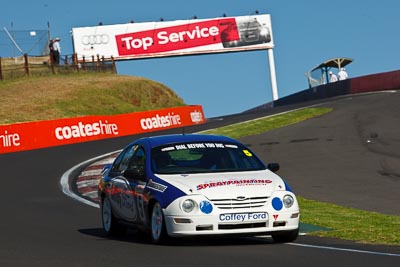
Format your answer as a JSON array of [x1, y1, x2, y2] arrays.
[[81, 34, 110, 45]]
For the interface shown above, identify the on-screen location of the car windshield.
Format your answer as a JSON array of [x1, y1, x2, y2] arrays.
[[151, 141, 266, 174]]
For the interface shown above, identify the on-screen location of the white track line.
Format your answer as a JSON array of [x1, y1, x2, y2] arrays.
[[287, 243, 400, 257], [60, 150, 120, 208]]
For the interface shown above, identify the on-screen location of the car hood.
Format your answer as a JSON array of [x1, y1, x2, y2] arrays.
[[155, 170, 286, 199]]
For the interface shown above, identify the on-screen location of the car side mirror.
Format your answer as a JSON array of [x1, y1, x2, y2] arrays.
[[267, 163, 280, 173], [101, 164, 112, 175]]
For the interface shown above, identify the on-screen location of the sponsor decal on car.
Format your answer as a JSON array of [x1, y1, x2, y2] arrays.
[[147, 179, 168, 192], [196, 179, 272, 190], [219, 212, 267, 222], [162, 142, 232, 151]]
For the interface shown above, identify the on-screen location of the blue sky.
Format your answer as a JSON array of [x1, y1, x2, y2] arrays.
[[1, 1, 399, 118]]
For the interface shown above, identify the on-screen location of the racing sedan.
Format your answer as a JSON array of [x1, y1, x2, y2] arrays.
[[98, 134, 300, 243]]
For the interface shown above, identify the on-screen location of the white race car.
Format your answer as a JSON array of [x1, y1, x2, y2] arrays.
[[98, 134, 300, 243]]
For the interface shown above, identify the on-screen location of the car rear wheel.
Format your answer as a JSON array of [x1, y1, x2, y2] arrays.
[[271, 228, 299, 243], [102, 196, 126, 236], [151, 202, 167, 243]]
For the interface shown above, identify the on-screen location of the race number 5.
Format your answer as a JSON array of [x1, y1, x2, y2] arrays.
[[243, 150, 253, 157]]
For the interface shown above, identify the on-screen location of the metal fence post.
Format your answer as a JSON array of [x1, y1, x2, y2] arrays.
[[96, 55, 100, 72], [0, 57, 3, 81], [72, 53, 78, 72], [50, 54, 55, 74], [23, 54, 30, 76], [111, 56, 116, 74], [82, 56, 86, 71]]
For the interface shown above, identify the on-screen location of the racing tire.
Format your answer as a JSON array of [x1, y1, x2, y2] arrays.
[[271, 228, 299, 243], [101, 196, 126, 236], [150, 202, 168, 244]]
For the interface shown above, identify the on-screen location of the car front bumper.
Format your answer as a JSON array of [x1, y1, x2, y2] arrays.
[[164, 209, 299, 237]]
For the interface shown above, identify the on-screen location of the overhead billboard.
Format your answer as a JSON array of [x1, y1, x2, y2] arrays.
[[72, 14, 274, 61]]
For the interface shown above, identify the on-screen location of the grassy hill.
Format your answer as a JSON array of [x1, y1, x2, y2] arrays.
[[0, 73, 186, 125]]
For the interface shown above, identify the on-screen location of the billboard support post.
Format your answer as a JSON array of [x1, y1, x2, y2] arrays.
[[268, 49, 279, 100]]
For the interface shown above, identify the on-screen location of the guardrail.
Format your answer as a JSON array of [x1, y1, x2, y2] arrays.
[[0, 53, 117, 80]]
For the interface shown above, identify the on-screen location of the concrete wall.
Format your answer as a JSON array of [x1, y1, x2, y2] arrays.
[[350, 69, 400, 94], [246, 69, 400, 112]]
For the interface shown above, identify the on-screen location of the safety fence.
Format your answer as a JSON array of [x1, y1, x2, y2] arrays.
[[0, 53, 117, 80]]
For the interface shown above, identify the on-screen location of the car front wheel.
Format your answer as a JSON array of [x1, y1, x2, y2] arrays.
[[151, 202, 167, 243], [101, 196, 126, 236]]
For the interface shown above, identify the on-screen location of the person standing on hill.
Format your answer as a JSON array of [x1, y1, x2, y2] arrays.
[[329, 71, 338, 83], [338, 68, 348, 80], [52, 37, 61, 65]]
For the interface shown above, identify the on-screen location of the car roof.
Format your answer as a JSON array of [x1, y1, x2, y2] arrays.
[[138, 134, 240, 148]]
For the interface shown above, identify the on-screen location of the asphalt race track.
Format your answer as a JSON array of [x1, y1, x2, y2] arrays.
[[241, 90, 400, 216], [0, 91, 399, 266]]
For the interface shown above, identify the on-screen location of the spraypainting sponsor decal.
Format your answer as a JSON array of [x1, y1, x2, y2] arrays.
[[197, 179, 272, 191]]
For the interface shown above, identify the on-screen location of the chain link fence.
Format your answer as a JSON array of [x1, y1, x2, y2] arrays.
[[0, 28, 116, 80], [0, 28, 50, 57]]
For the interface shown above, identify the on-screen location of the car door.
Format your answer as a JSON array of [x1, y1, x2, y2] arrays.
[[124, 146, 147, 223], [105, 144, 138, 221]]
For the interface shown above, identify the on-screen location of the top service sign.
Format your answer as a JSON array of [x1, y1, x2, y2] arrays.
[[72, 14, 274, 61]]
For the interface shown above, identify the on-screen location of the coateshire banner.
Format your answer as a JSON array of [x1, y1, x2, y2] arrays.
[[0, 105, 205, 154], [72, 14, 274, 61]]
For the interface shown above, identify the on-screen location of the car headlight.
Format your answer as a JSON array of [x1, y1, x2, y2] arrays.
[[283, 195, 294, 208], [182, 199, 196, 213]]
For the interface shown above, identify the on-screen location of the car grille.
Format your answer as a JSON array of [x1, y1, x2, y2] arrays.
[[210, 196, 269, 210], [218, 222, 267, 230]]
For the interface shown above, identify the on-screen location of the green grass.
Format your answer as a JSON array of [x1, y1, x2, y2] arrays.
[[203, 107, 332, 138], [299, 197, 400, 245], [202, 107, 400, 246], [0, 73, 185, 125]]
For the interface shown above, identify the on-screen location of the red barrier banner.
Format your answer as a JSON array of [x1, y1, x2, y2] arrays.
[[0, 105, 205, 154]]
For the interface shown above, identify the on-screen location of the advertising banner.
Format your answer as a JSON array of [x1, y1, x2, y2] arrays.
[[72, 14, 274, 61], [0, 105, 205, 154]]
